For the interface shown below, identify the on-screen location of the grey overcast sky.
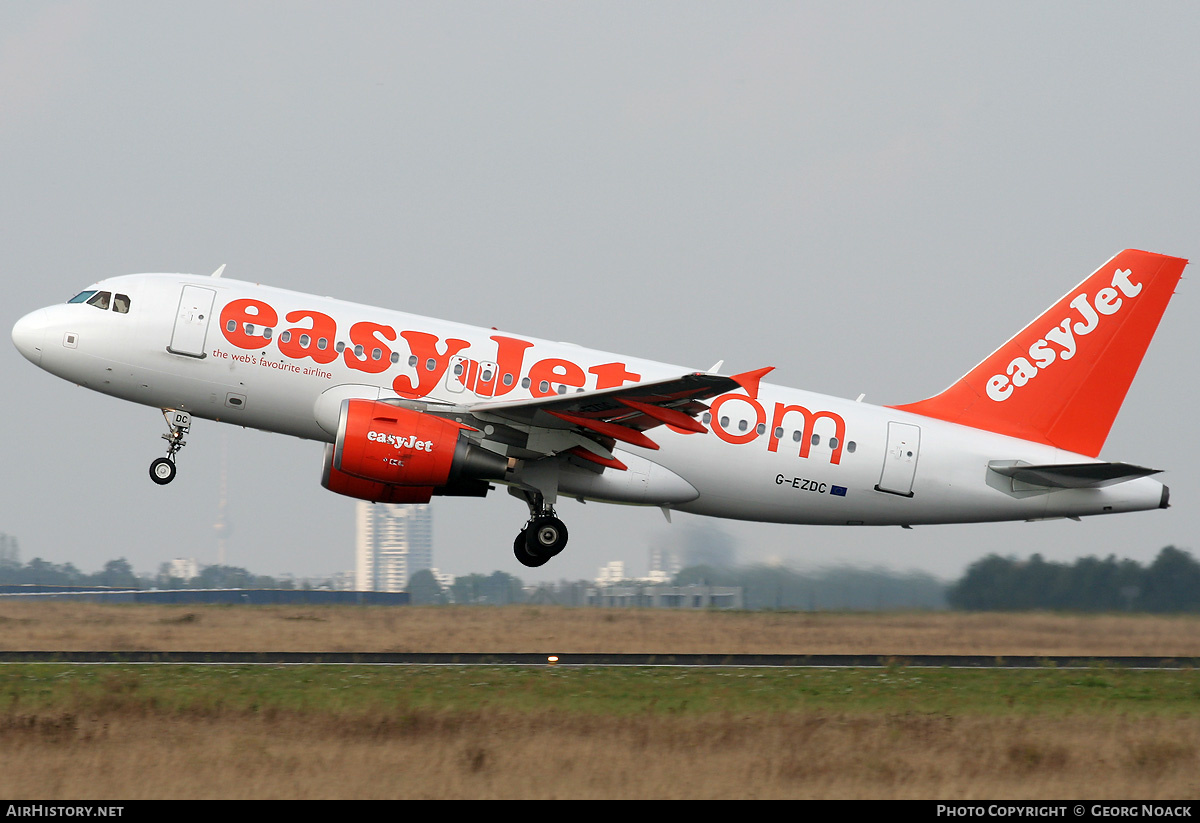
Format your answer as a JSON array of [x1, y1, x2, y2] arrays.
[[3, 1, 1199, 584]]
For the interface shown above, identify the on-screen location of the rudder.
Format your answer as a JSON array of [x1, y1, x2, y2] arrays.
[[891, 249, 1186, 457]]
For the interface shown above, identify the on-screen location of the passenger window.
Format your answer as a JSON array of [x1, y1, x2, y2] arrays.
[[113, 294, 131, 313], [86, 291, 111, 310], [317, 338, 328, 350]]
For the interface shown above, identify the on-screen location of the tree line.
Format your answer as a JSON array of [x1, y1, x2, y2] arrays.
[[3, 546, 1198, 612], [946, 546, 1200, 612], [0, 556, 295, 590]]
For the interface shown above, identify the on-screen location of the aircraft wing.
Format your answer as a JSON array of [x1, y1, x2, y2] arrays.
[[447, 367, 772, 466]]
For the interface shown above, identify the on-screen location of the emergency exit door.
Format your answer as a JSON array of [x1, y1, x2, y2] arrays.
[[875, 421, 921, 497]]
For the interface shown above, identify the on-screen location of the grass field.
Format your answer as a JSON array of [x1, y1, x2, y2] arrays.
[[0, 605, 1195, 798], [1, 603, 1199, 655]]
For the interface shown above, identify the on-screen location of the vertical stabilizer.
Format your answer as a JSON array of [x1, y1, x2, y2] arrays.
[[891, 249, 1186, 457]]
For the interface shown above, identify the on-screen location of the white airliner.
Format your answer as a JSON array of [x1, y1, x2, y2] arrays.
[[11, 249, 1185, 567]]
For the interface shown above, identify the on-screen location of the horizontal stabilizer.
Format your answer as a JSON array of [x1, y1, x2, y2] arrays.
[[987, 460, 1161, 489]]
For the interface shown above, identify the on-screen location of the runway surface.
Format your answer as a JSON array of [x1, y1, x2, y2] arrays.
[[0, 651, 1195, 668]]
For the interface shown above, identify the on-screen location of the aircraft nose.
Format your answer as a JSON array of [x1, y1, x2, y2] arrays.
[[12, 308, 48, 366]]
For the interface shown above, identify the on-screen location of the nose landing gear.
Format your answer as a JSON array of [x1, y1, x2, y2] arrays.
[[149, 409, 191, 486]]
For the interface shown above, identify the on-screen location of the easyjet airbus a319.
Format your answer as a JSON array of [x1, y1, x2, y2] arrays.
[[12, 250, 1186, 567]]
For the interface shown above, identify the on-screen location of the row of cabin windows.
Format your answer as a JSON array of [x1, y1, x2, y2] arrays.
[[226, 323, 584, 397], [448, 360, 574, 395], [700, 413, 856, 452], [216, 322, 844, 414], [226, 322, 410, 363], [68, 290, 131, 313]]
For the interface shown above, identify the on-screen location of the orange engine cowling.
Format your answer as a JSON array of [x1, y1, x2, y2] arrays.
[[320, 400, 507, 503]]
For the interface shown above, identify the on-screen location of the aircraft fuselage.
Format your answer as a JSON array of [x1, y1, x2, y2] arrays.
[[12, 268, 1170, 537]]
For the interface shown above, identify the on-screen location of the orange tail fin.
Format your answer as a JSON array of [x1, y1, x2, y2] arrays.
[[891, 249, 1186, 457]]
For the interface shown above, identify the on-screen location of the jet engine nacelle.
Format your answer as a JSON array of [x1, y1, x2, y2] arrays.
[[320, 399, 507, 503]]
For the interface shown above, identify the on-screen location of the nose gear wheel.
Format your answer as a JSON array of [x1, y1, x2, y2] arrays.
[[150, 409, 191, 485]]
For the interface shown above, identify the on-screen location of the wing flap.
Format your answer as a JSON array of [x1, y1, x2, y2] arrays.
[[547, 410, 661, 450], [464, 368, 771, 456]]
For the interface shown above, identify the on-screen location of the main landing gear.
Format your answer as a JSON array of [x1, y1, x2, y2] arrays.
[[513, 491, 569, 568], [149, 409, 191, 486]]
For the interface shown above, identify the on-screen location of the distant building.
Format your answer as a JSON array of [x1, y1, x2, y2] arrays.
[[168, 557, 199, 581], [596, 561, 626, 585], [356, 502, 432, 592], [0, 533, 19, 567], [648, 544, 681, 582], [430, 568, 455, 592], [587, 583, 743, 609], [329, 570, 357, 591]]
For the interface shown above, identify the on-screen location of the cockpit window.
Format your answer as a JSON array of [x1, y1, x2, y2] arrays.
[[67, 289, 131, 313]]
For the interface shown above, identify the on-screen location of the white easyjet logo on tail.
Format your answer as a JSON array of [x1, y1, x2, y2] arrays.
[[985, 268, 1143, 402]]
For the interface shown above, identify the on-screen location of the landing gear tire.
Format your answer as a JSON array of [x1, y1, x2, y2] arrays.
[[513, 532, 551, 568], [525, 516, 568, 557], [150, 409, 191, 486], [510, 489, 568, 568], [149, 457, 177, 485]]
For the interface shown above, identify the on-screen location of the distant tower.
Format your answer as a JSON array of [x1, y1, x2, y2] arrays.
[[213, 435, 232, 566], [0, 533, 18, 567], [355, 502, 432, 591]]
